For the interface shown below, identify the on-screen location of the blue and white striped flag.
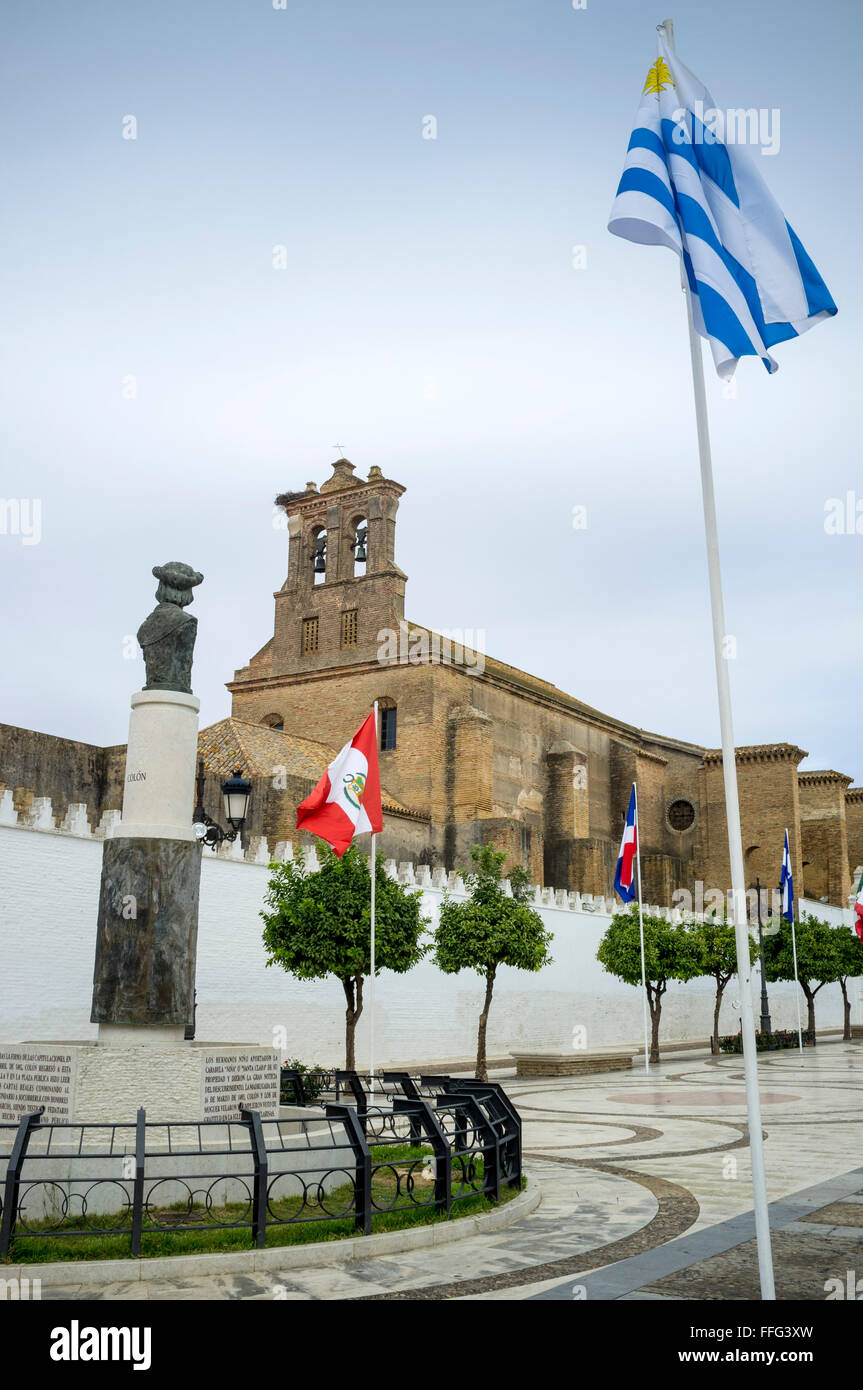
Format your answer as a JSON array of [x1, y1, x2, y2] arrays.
[[608, 30, 836, 377], [780, 829, 794, 923]]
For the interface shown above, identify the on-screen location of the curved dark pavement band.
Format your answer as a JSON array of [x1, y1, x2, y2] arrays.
[[586, 1124, 756, 1163], [526, 1112, 752, 1164], [512, 1116, 665, 1149], [351, 1161, 700, 1301], [530, 1165, 863, 1301]]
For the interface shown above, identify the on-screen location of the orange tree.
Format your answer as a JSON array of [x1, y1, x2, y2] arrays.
[[433, 845, 552, 1081], [762, 913, 840, 1037], [687, 912, 738, 1054], [597, 906, 702, 1062], [261, 844, 429, 1069], [830, 923, 863, 1040]]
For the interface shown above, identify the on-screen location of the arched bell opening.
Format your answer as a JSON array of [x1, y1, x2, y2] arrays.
[[310, 525, 327, 586], [348, 514, 368, 578]]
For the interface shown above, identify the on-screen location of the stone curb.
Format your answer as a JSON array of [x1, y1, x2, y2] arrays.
[[10, 1178, 540, 1288]]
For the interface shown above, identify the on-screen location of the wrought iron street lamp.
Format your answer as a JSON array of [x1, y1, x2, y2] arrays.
[[754, 876, 772, 1035], [193, 759, 251, 850]]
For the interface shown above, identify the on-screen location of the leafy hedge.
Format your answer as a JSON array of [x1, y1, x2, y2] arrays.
[[717, 1029, 815, 1053], [280, 1059, 329, 1104]]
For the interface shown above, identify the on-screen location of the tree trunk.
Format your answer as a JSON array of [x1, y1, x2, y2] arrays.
[[649, 1006, 661, 1064], [713, 979, 724, 1055], [801, 981, 815, 1037], [475, 969, 496, 1081], [341, 974, 364, 1070], [648, 983, 664, 1064], [840, 978, 851, 1040]]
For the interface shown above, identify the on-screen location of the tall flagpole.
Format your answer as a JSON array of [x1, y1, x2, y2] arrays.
[[663, 18, 775, 1301], [369, 700, 378, 1094], [633, 782, 650, 1074], [683, 262, 777, 1301], [786, 829, 804, 1052]]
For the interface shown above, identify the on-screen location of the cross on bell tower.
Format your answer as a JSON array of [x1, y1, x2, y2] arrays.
[[269, 459, 407, 676]]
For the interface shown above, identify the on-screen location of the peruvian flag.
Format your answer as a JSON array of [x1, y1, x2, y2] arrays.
[[854, 871, 863, 942], [614, 783, 638, 904], [296, 711, 383, 857]]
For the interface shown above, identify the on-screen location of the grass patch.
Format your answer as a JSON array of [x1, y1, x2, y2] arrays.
[[7, 1144, 525, 1265]]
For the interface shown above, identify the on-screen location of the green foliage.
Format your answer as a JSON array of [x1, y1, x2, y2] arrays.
[[762, 913, 846, 1035], [597, 906, 702, 1062], [506, 864, 532, 904], [762, 914, 841, 989], [261, 844, 429, 983], [685, 912, 739, 1051], [687, 914, 738, 980], [433, 844, 551, 1080], [829, 922, 863, 1038], [280, 1059, 328, 1105], [262, 844, 430, 1068], [831, 923, 863, 981], [433, 845, 552, 979], [717, 1029, 815, 1054], [597, 905, 702, 989]]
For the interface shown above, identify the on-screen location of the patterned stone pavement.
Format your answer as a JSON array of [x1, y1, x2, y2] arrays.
[[36, 1044, 863, 1301]]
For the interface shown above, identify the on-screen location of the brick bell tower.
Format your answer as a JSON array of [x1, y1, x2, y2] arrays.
[[269, 459, 407, 677]]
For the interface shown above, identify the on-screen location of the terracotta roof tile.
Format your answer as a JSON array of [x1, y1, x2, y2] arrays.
[[197, 718, 420, 818]]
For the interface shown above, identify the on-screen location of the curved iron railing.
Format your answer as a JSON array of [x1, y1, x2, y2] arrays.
[[0, 1075, 522, 1258]]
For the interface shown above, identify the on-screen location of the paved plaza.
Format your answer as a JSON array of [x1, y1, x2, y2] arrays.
[[40, 1044, 863, 1302]]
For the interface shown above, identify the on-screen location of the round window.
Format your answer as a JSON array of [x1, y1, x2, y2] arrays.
[[668, 799, 696, 832]]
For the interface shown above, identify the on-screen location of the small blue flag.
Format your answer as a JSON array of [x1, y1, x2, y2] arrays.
[[780, 829, 794, 923]]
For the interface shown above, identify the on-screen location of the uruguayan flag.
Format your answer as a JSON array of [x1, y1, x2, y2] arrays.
[[608, 29, 836, 377]]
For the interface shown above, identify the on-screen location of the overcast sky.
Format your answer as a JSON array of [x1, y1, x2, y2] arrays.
[[1, 1, 859, 782]]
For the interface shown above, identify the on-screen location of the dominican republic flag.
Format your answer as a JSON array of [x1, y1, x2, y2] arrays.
[[614, 784, 638, 904], [780, 830, 794, 922], [608, 26, 836, 377], [853, 871, 863, 942], [296, 711, 383, 857]]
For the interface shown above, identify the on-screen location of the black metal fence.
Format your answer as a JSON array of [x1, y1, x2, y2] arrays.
[[0, 1073, 522, 1259]]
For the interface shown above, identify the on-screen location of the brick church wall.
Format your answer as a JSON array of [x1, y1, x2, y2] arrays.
[[697, 746, 806, 902], [844, 788, 863, 879], [798, 772, 852, 907]]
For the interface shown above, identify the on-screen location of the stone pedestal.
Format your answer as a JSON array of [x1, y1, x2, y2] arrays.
[[0, 1043, 280, 1124], [117, 689, 200, 842], [0, 567, 283, 1131], [90, 688, 202, 1040], [91, 837, 201, 1028]]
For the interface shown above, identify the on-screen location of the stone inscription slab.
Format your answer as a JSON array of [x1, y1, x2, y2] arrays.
[[202, 1051, 279, 1121], [0, 1048, 76, 1123]]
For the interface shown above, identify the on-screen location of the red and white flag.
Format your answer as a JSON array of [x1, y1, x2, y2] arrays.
[[854, 870, 863, 942], [296, 711, 383, 857], [614, 784, 638, 904]]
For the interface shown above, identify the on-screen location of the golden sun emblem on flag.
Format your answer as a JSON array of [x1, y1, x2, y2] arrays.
[[643, 57, 674, 98], [342, 770, 367, 810]]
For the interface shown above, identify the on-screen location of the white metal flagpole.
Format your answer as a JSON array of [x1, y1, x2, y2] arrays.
[[368, 701, 379, 1095], [633, 782, 650, 1074], [662, 17, 775, 1301], [786, 828, 804, 1052], [682, 270, 777, 1302]]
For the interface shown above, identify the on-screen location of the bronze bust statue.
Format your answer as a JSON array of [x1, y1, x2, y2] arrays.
[[137, 562, 204, 693]]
